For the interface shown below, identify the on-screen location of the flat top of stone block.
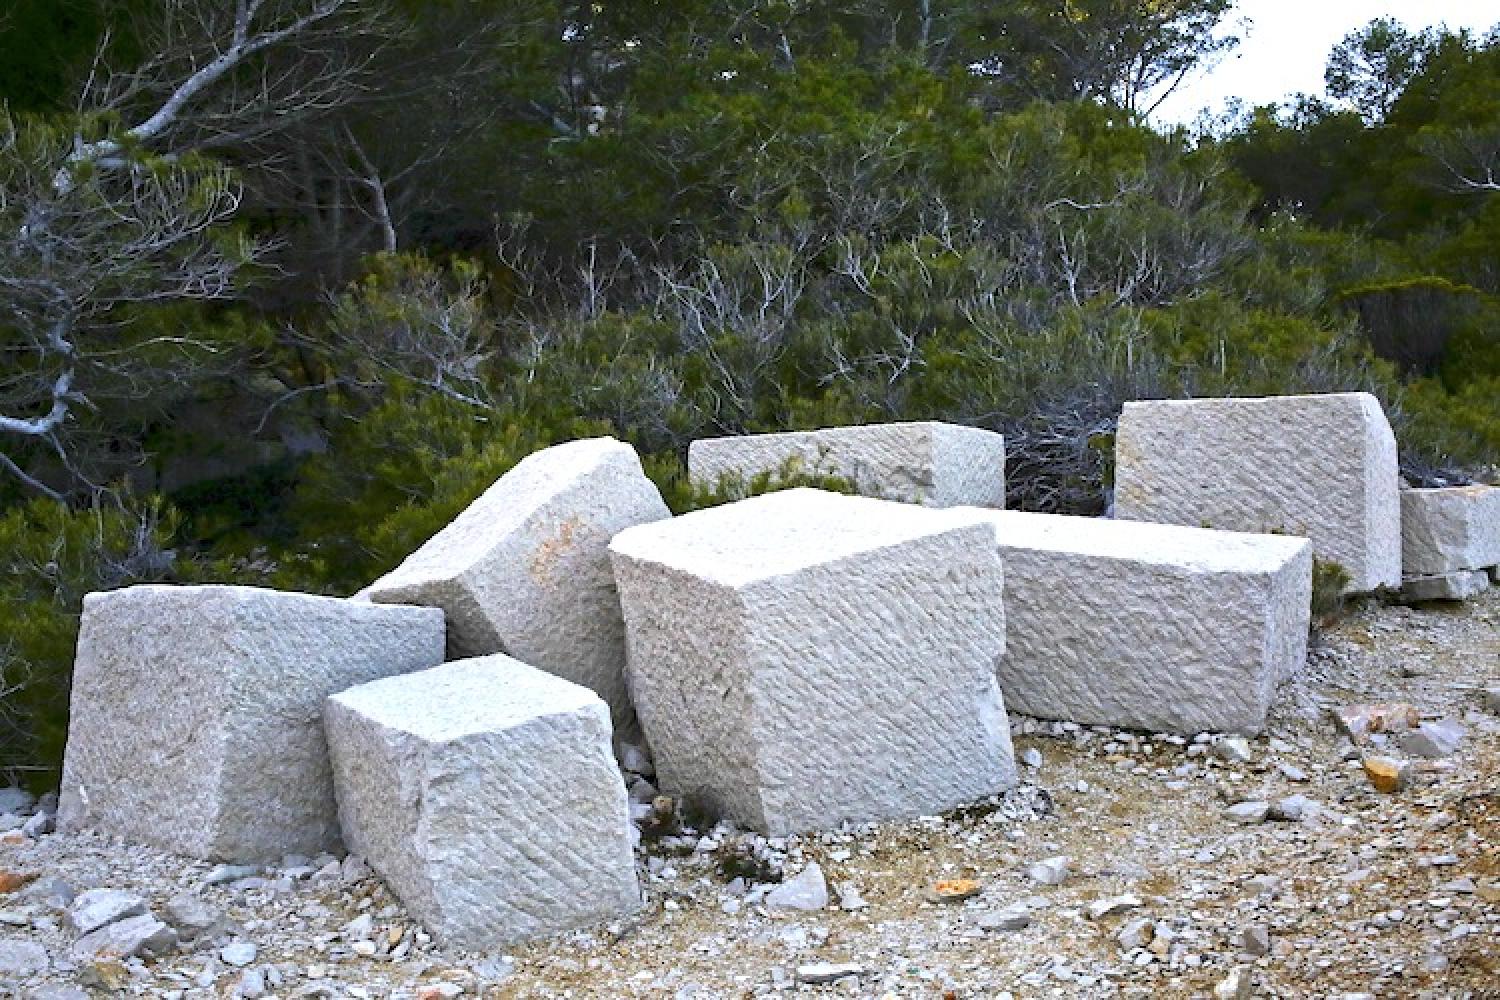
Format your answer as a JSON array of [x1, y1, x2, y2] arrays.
[[1121, 391, 1380, 415], [83, 583, 440, 619], [1403, 484, 1496, 499], [367, 436, 640, 588], [692, 420, 1000, 447], [610, 488, 984, 587], [953, 509, 1310, 573], [327, 654, 604, 743]]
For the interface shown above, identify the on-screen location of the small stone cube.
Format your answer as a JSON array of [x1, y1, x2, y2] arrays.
[[324, 656, 640, 949], [1401, 485, 1500, 575]]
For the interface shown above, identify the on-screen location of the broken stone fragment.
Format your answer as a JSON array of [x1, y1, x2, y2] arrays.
[[1363, 755, 1410, 794], [1396, 719, 1465, 759], [1334, 703, 1419, 743]]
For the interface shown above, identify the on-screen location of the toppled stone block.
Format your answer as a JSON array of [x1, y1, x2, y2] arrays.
[[1402, 569, 1490, 603], [363, 437, 670, 738], [59, 585, 444, 861], [688, 421, 1006, 508], [324, 655, 640, 949], [1401, 485, 1500, 575], [953, 510, 1312, 735], [1114, 393, 1400, 593], [609, 489, 1015, 835]]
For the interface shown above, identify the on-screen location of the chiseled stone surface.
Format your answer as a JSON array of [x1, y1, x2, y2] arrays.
[[58, 585, 444, 861], [1401, 485, 1500, 576], [1114, 393, 1400, 594], [688, 421, 1006, 508], [954, 510, 1312, 735], [1402, 569, 1491, 603], [609, 488, 1015, 836], [362, 437, 670, 739], [325, 656, 639, 949]]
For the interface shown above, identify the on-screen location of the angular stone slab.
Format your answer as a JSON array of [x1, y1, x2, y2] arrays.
[[362, 437, 671, 738], [609, 488, 1015, 836], [1401, 569, 1490, 603], [688, 421, 1006, 508], [1401, 485, 1500, 576], [1114, 393, 1400, 593], [954, 510, 1312, 735], [324, 655, 639, 949], [58, 585, 444, 861]]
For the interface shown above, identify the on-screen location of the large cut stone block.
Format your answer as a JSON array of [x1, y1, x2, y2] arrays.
[[1401, 485, 1500, 576], [608, 488, 1015, 836], [58, 585, 444, 861], [362, 437, 671, 737], [324, 655, 639, 949], [688, 421, 1006, 508], [1114, 393, 1400, 593], [954, 510, 1312, 735]]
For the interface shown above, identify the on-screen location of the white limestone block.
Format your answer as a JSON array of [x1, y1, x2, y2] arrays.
[[58, 585, 444, 861], [608, 488, 1015, 836], [324, 655, 640, 949], [688, 421, 1006, 508], [1401, 569, 1491, 603], [362, 437, 671, 737], [1401, 485, 1500, 576], [1114, 393, 1400, 593], [954, 510, 1312, 735]]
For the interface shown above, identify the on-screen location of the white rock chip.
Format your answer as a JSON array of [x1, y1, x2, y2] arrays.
[[1401, 485, 1500, 575], [1114, 393, 1401, 593], [609, 489, 1015, 835], [71, 913, 177, 961], [0, 939, 49, 976], [688, 421, 1006, 508], [58, 585, 444, 861], [324, 655, 640, 949], [951, 510, 1311, 734], [66, 889, 147, 937], [363, 437, 670, 737], [1402, 569, 1490, 603], [1026, 856, 1071, 886], [765, 863, 829, 911]]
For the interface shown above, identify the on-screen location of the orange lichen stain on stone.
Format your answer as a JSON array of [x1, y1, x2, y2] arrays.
[[528, 516, 583, 583]]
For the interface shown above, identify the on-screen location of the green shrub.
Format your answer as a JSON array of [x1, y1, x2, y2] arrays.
[[0, 496, 181, 790]]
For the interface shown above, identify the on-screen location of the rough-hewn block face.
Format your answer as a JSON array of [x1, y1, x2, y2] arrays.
[[609, 489, 1015, 836], [1401, 569, 1491, 602], [362, 437, 671, 738], [954, 510, 1312, 735], [58, 585, 444, 861], [324, 656, 639, 949], [1401, 485, 1500, 576], [688, 422, 1006, 508], [1114, 393, 1400, 593]]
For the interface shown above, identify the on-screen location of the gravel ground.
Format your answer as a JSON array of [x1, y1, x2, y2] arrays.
[[1, 588, 1496, 999]]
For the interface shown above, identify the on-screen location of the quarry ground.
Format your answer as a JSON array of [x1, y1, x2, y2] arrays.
[[2, 588, 1497, 999]]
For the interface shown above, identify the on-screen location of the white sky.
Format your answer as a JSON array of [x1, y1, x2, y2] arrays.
[[1150, 1, 1500, 126]]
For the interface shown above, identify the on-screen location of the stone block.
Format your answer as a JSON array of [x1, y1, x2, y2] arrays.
[[1401, 569, 1490, 603], [1114, 393, 1400, 593], [324, 655, 639, 949], [1401, 485, 1500, 576], [608, 488, 1015, 836], [363, 437, 670, 738], [58, 585, 444, 861], [954, 510, 1312, 735], [688, 421, 1006, 508]]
